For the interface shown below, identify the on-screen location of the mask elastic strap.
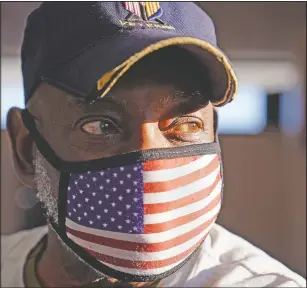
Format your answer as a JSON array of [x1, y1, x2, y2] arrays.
[[21, 109, 65, 170], [213, 108, 224, 202]]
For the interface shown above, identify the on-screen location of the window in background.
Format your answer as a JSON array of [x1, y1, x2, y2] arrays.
[[1, 57, 25, 130], [217, 85, 268, 134], [279, 86, 304, 136], [1, 85, 25, 129]]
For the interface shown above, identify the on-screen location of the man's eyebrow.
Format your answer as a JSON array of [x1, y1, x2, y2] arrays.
[[97, 95, 128, 111], [70, 94, 128, 112], [158, 90, 205, 108]]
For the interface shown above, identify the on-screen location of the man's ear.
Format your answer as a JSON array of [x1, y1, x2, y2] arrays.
[[6, 107, 36, 188]]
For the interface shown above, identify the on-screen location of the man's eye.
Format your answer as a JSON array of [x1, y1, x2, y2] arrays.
[[82, 120, 119, 135], [173, 122, 203, 133]]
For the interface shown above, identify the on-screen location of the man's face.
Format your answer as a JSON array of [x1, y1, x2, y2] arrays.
[[7, 49, 215, 284], [31, 72, 214, 210]]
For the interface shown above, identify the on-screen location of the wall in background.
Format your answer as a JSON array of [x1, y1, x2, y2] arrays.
[[218, 133, 306, 277], [199, 2, 306, 57]]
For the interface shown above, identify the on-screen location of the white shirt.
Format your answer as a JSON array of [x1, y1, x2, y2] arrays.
[[1, 224, 306, 287]]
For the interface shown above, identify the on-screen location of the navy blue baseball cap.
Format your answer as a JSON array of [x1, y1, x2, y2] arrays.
[[21, 2, 237, 106]]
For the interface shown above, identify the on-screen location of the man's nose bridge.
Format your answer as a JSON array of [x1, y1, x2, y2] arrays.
[[139, 123, 166, 150]]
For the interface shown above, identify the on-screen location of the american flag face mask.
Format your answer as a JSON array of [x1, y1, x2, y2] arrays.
[[22, 109, 223, 282]]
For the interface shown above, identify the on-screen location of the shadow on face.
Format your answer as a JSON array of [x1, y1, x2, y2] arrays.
[[7, 46, 215, 187]]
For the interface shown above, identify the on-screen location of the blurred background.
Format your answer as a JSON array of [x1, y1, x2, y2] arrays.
[[1, 2, 306, 278]]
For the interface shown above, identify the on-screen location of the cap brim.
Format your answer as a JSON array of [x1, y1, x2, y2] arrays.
[[44, 29, 237, 107]]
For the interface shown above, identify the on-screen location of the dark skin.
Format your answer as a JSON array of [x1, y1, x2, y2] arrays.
[[7, 49, 215, 287]]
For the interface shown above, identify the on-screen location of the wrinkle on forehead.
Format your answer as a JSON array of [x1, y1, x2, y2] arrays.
[[130, 90, 182, 117], [142, 89, 206, 118], [158, 90, 205, 108]]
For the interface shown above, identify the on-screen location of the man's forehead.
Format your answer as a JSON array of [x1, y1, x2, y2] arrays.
[[29, 82, 205, 114], [100, 90, 204, 117], [101, 90, 198, 108]]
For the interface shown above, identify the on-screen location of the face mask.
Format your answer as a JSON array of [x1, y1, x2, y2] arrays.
[[22, 109, 223, 283]]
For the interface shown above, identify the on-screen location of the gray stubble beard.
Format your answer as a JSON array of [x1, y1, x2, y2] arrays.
[[33, 148, 105, 284]]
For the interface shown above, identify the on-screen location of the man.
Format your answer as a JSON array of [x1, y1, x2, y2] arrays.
[[1, 2, 306, 287]]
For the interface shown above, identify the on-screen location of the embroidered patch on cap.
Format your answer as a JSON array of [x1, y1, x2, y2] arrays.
[[120, 1, 174, 30], [122, 1, 162, 21]]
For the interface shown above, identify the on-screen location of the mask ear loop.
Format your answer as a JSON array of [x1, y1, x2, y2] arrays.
[[213, 107, 219, 142], [21, 108, 65, 170], [213, 108, 225, 204]]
